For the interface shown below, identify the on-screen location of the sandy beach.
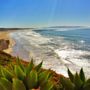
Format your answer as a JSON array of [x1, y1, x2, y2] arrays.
[[0, 29, 90, 77], [0, 31, 15, 54]]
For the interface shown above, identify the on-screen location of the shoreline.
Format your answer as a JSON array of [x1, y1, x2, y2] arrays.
[[1, 30, 90, 78], [0, 31, 15, 54], [0, 30, 34, 61]]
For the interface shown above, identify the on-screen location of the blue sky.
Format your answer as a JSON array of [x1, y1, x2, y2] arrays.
[[0, 0, 90, 28]]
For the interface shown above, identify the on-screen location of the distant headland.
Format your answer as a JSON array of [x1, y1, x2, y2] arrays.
[[0, 28, 34, 31]]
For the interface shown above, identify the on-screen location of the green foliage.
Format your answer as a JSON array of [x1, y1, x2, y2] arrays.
[[60, 68, 90, 90], [25, 58, 34, 75], [14, 65, 25, 80], [79, 68, 85, 82], [12, 78, 26, 90], [25, 70, 38, 89], [68, 68, 74, 83], [0, 77, 12, 90], [1, 68, 14, 81], [40, 80, 54, 90], [0, 58, 54, 90], [35, 61, 43, 72], [16, 57, 25, 72], [0, 54, 90, 90], [60, 77, 74, 90], [39, 71, 51, 85], [0, 84, 4, 90]]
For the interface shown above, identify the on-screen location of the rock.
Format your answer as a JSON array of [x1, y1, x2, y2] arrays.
[[0, 39, 10, 51]]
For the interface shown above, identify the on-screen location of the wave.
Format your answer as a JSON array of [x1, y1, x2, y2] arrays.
[[11, 30, 52, 47], [55, 49, 90, 76], [10, 29, 90, 77]]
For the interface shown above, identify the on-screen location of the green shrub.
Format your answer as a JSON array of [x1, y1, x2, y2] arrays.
[[0, 58, 54, 90], [0, 55, 90, 90], [60, 68, 90, 90]]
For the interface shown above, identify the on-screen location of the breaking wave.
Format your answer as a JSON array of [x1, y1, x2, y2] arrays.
[[10, 28, 90, 77]]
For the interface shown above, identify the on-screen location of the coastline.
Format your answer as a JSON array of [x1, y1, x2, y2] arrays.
[[0, 30, 34, 61], [0, 31, 15, 54], [1, 29, 90, 78]]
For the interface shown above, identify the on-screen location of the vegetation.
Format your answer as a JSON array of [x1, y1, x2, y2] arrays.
[[0, 51, 12, 65], [60, 68, 90, 90], [0, 58, 54, 90], [0, 51, 90, 90]]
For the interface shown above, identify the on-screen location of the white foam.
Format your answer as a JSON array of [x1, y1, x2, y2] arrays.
[[54, 28, 74, 31], [79, 40, 85, 44], [11, 30, 52, 47], [10, 29, 90, 77], [55, 49, 89, 62], [48, 27, 82, 31], [55, 49, 90, 76]]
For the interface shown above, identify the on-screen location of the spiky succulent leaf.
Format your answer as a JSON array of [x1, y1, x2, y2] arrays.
[[16, 57, 25, 72], [74, 72, 83, 89], [0, 84, 4, 90], [83, 83, 90, 90], [68, 69, 74, 83], [39, 71, 52, 86], [1, 68, 13, 81], [0, 78, 12, 90], [0, 66, 2, 77], [82, 78, 90, 90], [35, 61, 43, 71], [26, 70, 38, 89], [14, 65, 25, 80], [60, 77, 74, 90], [86, 79, 90, 84], [26, 59, 34, 75], [13, 78, 26, 90], [40, 80, 54, 90], [79, 68, 85, 82]]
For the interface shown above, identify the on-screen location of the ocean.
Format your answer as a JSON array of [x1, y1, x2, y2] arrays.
[[10, 27, 90, 77]]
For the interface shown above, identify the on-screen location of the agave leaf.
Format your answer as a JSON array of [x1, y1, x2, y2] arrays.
[[13, 78, 26, 90], [60, 77, 74, 90], [83, 83, 90, 90], [40, 80, 54, 90], [74, 72, 83, 89], [35, 61, 43, 71], [86, 79, 90, 84], [79, 68, 85, 82], [1, 68, 13, 81], [0, 84, 4, 90], [26, 59, 34, 75], [38, 71, 52, 86], [0, 77, 12, 90], [0, 66, 2, 77], [68, 69, 74, 83], [26, 70, 38, 89], [16, 57, 25, 72], [14, 65, 25, 80], [9, 63, 14, 71]]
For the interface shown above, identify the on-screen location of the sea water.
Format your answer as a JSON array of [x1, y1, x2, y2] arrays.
[[10, 27, 90, 77]]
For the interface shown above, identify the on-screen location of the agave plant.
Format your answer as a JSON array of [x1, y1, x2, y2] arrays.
[[60, 68, 90, 90], [0, 58, 54, 90]]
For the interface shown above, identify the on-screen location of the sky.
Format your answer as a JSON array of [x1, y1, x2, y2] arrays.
[[0, 0, 90, 28]]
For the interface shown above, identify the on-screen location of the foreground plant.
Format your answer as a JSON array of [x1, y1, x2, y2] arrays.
[[0, 55, 90, 90], [0, 58, 54, 90], [60, 68, 90, 90]]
